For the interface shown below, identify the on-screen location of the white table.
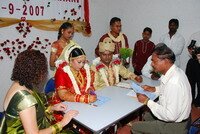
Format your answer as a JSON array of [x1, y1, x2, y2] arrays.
[[64, 76, 160, 133]]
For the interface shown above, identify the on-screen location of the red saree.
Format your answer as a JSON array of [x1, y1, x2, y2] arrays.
[[51, 62, 95, 121]]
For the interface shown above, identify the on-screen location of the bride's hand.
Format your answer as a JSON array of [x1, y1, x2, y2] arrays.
[[51, 103, 67, 112]]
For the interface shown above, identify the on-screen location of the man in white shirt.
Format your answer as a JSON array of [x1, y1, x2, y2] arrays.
[[142, 55, 161, 80], [186, 31, 200, 107], [141, 56, 152, 78], [159, 19, 185, 67], [118, 43, 192, 134]]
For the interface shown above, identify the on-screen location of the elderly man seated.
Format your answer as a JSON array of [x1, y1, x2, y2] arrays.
[[118, 43, 192, 134], [91, 37, 142, 90]]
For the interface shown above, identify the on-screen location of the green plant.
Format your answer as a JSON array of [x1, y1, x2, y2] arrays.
[[119, 48, 133, 59]]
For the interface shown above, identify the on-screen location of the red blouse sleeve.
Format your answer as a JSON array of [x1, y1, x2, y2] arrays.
[[54, 67, 74, 93]]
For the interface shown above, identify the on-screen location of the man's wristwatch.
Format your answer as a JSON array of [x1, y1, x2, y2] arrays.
[[144, 98, 150, 105]]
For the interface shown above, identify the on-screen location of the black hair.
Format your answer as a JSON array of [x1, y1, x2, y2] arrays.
[[70, 48, 86, 58], [143, 27, 152, 34], [169, 19, 179, 28], [57, 22, 73, 39], [110, 17, 121, 26], [154, 43, 176, 63], [195, 47, 200, 55]]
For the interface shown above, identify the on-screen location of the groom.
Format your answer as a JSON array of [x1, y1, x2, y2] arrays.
[[91, 37, 142, 90]]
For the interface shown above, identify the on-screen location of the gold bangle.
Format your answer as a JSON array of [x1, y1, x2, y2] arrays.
[[51, 47, 57, 53], [74, 94, 77, 102], [56, 123, 62, 132], [144, 98, 149, 105], [56, 123, 62, 131], [50, 125, 56, 134], [51, 123, 62, 134], [126, 122, 133, 127], [80, 96, 84, 102], [88, 94, 90, 103]]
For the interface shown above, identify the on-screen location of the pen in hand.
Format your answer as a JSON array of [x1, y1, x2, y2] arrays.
[[89, 90, 96, 95]]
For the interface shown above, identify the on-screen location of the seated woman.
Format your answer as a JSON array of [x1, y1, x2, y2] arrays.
[[2, 50, 78, 134], [51, 44, 97, 121], [50, 22, 76, 69]]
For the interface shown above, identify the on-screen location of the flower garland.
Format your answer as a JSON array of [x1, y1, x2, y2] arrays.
[[63, 63, 91, 95], [112, 58, 120, 83], [108, 32, 125, 48], [93, 55, 121, 86]]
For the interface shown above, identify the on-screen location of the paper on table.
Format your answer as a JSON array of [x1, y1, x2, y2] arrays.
[[89, 95, 111, 107], [116, 82, 131, 88], [126, 90, 137, 97], [131, 82, 156, 100]]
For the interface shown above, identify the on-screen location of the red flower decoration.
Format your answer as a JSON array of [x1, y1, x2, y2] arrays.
[[96, 64, 105, 71], [0, 38, 51, 61], [15, 22, 32, 38], [113, 58, 121, 65]]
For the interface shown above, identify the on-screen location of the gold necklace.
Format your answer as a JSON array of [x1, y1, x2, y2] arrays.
[[59, 39, 70, 48], [70, 68, 85, 89]]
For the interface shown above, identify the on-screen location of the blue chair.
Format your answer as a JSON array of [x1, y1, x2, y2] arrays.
[[0, 111, 6, 133], [188, 117, 200, 134], [0, 112, 3, 119], [44, 78, 55, 94]]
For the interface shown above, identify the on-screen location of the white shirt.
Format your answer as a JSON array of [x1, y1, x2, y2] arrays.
[[159, 32, 185, 67], [142, 55, 152, 78], [147, 65, 192, 122]]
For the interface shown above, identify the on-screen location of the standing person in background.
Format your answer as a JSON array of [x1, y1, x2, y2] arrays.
[[95, 17, 129, 57], [50, 22, 76, 69], [132, 27, 155, 75], [159, 18, 185, 67], [186, 31, 200, 107], [142, 55, 161, 80]]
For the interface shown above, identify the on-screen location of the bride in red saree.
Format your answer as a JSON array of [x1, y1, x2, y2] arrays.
[[51, 44, 97, 122]]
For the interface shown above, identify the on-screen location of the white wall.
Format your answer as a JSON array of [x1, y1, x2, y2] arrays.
[[0, 0, 200, 111]]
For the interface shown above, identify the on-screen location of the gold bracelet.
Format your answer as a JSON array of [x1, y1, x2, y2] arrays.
[[126, 122, 133, 127], [56, 123, 62, 131], [88, 94, 90, 103], [144, 98, 149, 105], [45, 106, 52, 114], [80, 95, 84, 102], [74, 94, 77, 102], [51, 47, 57, 53], [50, 125, 56, 134], [50, 123, 62, 134]]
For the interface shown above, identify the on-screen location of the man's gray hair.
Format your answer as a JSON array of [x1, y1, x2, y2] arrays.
[[154, 43, 176, 63]]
